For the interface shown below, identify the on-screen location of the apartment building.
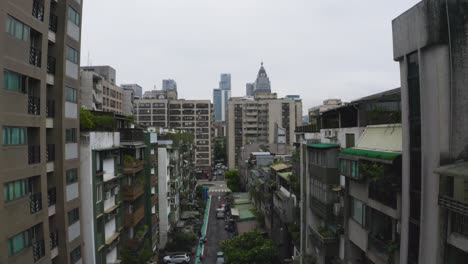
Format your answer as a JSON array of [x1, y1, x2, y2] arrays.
[[157, 131, 195, 248], [0, 0, 83, 263], [135, 98, 214, 176], [121, 84, 142, 99], [81, 66, 124, 114], [227, 93, 302, 168], [295, 88, 401, 264], [393, 1, 468, 263]]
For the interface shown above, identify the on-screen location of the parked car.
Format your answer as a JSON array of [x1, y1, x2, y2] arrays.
[[163, 253, 190, 264], [216, 252, 225, 264], [216, 208, 225, 219]]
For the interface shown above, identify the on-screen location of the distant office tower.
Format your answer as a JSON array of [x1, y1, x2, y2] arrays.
[[246, 82, 254, 96], [213, 88, 231, 121], [162, 79, 177, 91], [0, 0, 83, 263], [121, 83, 143, 99], [253, 62, 271, 95], [81, 66, 124, 114], [143, 89, 178, 100], [219, 73, 231, 90]]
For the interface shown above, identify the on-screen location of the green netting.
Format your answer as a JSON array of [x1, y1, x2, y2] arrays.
[[307, 143, 340, 149], [340, 148, 401, 160]]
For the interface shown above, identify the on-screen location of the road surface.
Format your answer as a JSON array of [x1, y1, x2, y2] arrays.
[[203, 191, 229, 264]]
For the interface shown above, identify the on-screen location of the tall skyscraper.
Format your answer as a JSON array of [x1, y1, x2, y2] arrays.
[[213, 73, 232, 121], [253, 62, 271, 94], [162, 79, 177, 91], [219, 73, 231, 90], [0, 0, 83, 263], [246, 83, 254, 96]]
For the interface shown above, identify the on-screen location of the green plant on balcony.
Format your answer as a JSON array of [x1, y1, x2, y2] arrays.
[[288, 223, 300, 247], [386, 240, 399, 264], [318, 226, 335, 238], [123, 155, 136, 166], [360, 161, 385, 182], [135, 225, 148, 240]]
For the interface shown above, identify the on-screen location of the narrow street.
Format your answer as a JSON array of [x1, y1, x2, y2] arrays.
[[203, 190, 229, 264]]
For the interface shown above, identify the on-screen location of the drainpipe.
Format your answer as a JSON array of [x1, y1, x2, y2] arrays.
[[445, 0, 454, 156]]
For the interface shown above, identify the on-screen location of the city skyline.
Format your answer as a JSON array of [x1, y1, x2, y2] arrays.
[[81, 0, 420, 113]]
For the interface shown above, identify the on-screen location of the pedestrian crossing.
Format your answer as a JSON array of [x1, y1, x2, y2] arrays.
[[208, 188, 231, 193]]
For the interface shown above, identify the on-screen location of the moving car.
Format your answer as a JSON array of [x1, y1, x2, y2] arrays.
[[216, 252, 225, 264], [216, 208, 225, 219], [163, 253, 190, 264]]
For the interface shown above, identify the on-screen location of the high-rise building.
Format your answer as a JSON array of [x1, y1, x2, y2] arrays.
[[121, 84, 143, 99], [246, 83, 254, 96], [80, 66, 124, 114], [219, 73, 231, 90], [0, 0, 83, 263], [393, 1, 468, 263], [253, 62, 271, 95], [162, 79, 177, 91], [135, 98, 214, 176], [213, 89, 231, 122], [226, 93, 302, 168]]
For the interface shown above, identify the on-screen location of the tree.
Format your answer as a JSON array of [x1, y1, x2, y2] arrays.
[[120, 241, 153, 264], [225, 169, 241, 192], [165, 231, 197, 252], [80, 107, 94, 130], [221, 229, 278, 264]]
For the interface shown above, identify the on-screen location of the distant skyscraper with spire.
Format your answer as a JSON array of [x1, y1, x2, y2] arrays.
[[253, 62, 271, 95]]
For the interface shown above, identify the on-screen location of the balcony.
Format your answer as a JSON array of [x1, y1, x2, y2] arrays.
[[127, 225, 148, 249], [122, 184, 144, 201], [151, 175, 157, 186], [439, 195, 468, 216], [49, 13, 58, 32], [46, 100, 55, 118], [49, 230, 59, 250], [310, 195, 336, 220], [46, 144, 55, 162], [124, 206, 145, 227], [32, 0, 44, 21], [47, 56, 56, 75], [32, 240, 45, 262], [120, 129, 144, 143], [152, 194, 158, 205], [48, 187, 56, 216], [368, 235, 393, 262], [30, 192, 42, 214], [29, 46, 42, 67], [28, 96, 40, 115], [122, 160, 145, 174], [309, 226, 338, 249]]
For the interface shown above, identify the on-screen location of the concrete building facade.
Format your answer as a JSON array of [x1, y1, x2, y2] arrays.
[[0, 0, 83, 263], [81, 66, 123, 114], [227, 93, 302, 168], [121, 83, 142, 99], [393, 1, 468, 263]]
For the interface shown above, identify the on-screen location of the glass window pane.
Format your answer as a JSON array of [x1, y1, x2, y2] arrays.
[[14, 21, 23, 39], [22, 25, 30, 41]]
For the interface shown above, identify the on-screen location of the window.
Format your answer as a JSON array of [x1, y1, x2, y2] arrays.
[[5, 16, 30, 41], [2, 127, 26, 145], [68, 208, 80, 225], [3, 179, 29, 202], [340, 159, 359, 179], [7, 230, 30, 256], [66, 87, 77, 103], [68, 7, 81, 26], [3, 70, 26, 93], [70, 246, 81, 263], [351, 197, 365, 225], [96, 184, 102, 203], [66, 168, 78, 184], [66, 46, 78, 64], [65, 128, 77, 143]]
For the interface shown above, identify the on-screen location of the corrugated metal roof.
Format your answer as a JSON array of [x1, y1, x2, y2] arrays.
[[271, 163, 292, 171]]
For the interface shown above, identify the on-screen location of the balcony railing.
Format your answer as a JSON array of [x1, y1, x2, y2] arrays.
[[439, 195, 468, 216], [49, 14, 58, 32], [46, 100, 55, 118], [49, 230, 58, 249], [124, 206, 145, 227], [32, 240, 45, 262], [28, 96, 40, 115], [29, 46, 42, 67], [32, 0, 44, 21], [28, 145, 41, 164], [47, 56, 56, 74], [310, 195, 335, 220], [120, 129, 144, 142], [309, 227, 337, 249], [46, 144, 55, 162], [123, 160, 145, 174], [122, 184, 144, 201], [368, 235, 392, 260], [30, 192, 42, 214], [47, 187, 56, 207]]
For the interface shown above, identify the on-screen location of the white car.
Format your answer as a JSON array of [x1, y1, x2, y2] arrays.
[[216, 252, 225, 264], [163, 254, 190, 264]]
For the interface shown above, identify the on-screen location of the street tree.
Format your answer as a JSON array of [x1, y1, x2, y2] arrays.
[[225, 169, 241, 192], [221, 229, 278, 264]]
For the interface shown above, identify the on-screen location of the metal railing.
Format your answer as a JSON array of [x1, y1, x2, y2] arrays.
[[29, 46, 42, 67], [439, 195, 468, 216], [32, 240, 45, 262], [28, 145, 41, 164], [30, 192, 42, 214], [49, 14, 58, 32], [120, 129, 144, 142], [32, 0, 44, 21], [28, 96, 40, 115], [49, 231, 59, 249]]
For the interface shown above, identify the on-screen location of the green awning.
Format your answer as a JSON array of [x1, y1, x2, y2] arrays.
[[307, 143, 340, 149], [278, 172, 293, 181], [434, 162, 468, 178], [340, 148, 401, 161]]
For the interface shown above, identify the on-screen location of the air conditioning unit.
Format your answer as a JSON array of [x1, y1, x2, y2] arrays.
[[325, 129, 337, 138]]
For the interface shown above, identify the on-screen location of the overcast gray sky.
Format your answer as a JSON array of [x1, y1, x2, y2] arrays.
[[81, 0, 420, 113]]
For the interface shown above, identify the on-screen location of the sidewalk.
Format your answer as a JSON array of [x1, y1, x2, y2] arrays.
[[195, 196, 211, 264]]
